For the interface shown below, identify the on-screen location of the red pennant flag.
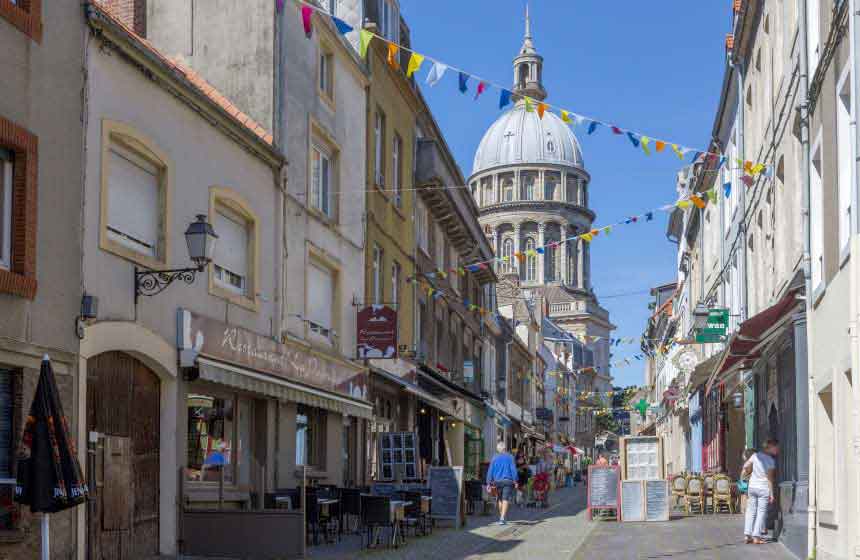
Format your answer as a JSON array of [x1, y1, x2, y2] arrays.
[[474, 81, 487, 100], [611, 126, 623, 134], [301, 6, 313, 38]]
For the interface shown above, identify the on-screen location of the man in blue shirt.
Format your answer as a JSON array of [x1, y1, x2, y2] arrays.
[[486, 441, 517, 525]]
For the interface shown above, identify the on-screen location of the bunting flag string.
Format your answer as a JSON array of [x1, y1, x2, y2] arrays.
[[291, 0, 772, 173]]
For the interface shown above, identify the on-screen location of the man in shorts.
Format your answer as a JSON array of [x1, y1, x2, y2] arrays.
[[486, 441, 518, 525]]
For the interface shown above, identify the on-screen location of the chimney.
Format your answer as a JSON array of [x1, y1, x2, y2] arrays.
[[103, 0, 147, 37]]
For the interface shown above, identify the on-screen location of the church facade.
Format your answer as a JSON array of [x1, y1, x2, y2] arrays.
[[468, 9, 614, 386]]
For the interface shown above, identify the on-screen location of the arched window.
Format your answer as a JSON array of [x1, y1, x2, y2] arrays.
[[503, 179, 514, 202], [545, 176, 559, 200], [545, 241, 559, 282], [502, 238, 514, 273], [518, 64, 529, 89], [524, 238, 537, 282], [482, 179, 493, 206]]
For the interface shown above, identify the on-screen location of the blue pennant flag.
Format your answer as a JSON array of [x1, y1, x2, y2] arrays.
[[536, 247, 545, 254], [499, 89, 512, 109], [723, 182, 732, 197], [458, 72, 469, 93], [645, 212, 654, 221], [587, 121, 600, 135], [692, 151, 702, 162], [627, 132, 640, 148], [718, 156, 727, 168], [332, 16, 353, 35]]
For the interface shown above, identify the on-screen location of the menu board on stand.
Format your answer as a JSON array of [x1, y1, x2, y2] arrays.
[[620, 480, 645, 522], [428, 466, 464, 527], [619, 436, 664, 481], [645, 480, 670, 521], [587, 465, 620, 521]]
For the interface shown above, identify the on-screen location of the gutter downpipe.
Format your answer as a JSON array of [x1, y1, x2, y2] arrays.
[[798, 1, 816, 556], [729, 55, 749, 325], [849, 0, 860, 554]]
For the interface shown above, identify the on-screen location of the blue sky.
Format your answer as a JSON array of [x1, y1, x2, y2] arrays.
[[399, 0, 733, 387]]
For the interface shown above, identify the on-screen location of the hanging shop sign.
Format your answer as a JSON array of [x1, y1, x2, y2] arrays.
[[357, 305, 398, 359], [178, 308, 368, 401], [695, 309, 729, 343], [463, 360, 474, 383]]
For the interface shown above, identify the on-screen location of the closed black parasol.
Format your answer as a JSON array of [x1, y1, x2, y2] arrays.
[[14, 356, 88, 559]]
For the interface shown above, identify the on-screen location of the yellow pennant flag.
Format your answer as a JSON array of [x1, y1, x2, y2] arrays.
[[359, 29, 374, 59], [524, 97, 535, 112], [581, 232, 594, 242], [641, 136, 651, 155], [406, 52, 424, 77], [671, 144, 685, 160], [537, 103, 548, 119], [387, 43, 400, 68], [677, 200, 692, 209], [751, 163, 766, 175], [561, 110, 573, 124]]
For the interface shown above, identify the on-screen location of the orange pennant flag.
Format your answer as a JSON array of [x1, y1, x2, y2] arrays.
[[537, 103, 548, 119], [655, 140, 666, 152], [690, 195, 707, 209], [387, 43, 400, 69], [743, 160, 753, 173]]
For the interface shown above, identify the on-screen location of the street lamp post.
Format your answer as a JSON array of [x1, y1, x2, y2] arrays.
[[134, 214, 218, 304]]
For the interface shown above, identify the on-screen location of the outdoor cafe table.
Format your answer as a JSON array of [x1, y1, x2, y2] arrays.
[[318, 498, 339, 518], [389, 500, 411, 547]]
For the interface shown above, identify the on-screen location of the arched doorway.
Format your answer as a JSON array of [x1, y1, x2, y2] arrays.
[[86, 351, 160, 559]]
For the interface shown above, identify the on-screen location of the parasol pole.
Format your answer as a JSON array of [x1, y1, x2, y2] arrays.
[[41, 514, 49, 560], [41, 354, 50, 560]]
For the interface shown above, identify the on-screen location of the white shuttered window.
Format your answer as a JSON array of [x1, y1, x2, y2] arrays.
[[213, 206, 249, 295], [107, 143, 160, 256], [308, 263, 334, 337]]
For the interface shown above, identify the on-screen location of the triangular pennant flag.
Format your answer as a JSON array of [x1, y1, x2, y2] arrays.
[[425, 62, 448, 86], [524, 97, 535, 112], [723, 182, 732, 197], [359, 29, 374, 58], [277, 0, 285, 12], [763, 166, 774, 178], [581, 233, 594, 242], [475, 81, 487, 100], [458, 72, 469, 93], [561, 110, 573, 124], [645, 212, 654, 221], [612, 126, 623, 135], [641, 136, 651, 155], [627, 132, 640, 147], [691, 151, 702, 162], [406, 52, 424, 77], [707, 189, 718, 203], [332, 16, 353, 35], [587, 121, 600, 135], [604, 225, 613, 234], [387, 43, 400, 69], [671, 144, 685, 160], [690, 195, 706, 209], [515, 252, 525, 262], [537, 103, 548, 119], [499, 89, 512, 109], [677, 200, 691, 209], [655, 140, 666, 153], [301, 5, 314, 37], [536, 247, 545, 254], [751, 163, 766, 175], [743, 160, 753, 173], [741, 175, 754, 187]]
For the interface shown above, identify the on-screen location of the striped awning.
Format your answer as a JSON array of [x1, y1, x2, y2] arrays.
[[198, 358, 373, 420]]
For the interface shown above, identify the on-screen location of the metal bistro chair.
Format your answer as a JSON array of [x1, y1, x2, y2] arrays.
[[340, 488, 363, 534], [671, 474, 688, 512], [305, 487, 323, 546], [703, 473, 716, 513], [398, 490, 427, 537], [360, 494, 397, 549], [713, 475, 734, 514], [685, 476, 705, 515], [465, 480, 485, 515]]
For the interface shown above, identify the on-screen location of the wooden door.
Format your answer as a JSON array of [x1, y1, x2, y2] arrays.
[[87, 352, 160, 559]]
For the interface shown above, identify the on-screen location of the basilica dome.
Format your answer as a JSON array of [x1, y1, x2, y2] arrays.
[[472, 103, 584, 175]]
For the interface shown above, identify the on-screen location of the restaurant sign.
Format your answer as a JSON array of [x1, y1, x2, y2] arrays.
[[178, 308, 368, 401], [356, 305, 398, 359]]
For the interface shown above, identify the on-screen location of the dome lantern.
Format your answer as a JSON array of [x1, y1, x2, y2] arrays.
[[512, 3, 547, 102]]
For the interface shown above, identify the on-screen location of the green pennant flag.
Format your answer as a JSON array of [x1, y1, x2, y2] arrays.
[[359, 29, 374, 59]]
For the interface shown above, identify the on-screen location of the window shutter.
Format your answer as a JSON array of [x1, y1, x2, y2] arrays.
[[311, 148, 321, 210], [0, 370, 14, 479], [308, 263, 333, 329], [214, 207, 248, 277], [107, 146, 160, 254]]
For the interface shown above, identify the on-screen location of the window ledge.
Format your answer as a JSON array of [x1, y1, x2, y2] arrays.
[[0, 0, 42, 42], [210, 283, 259, 313], [0, 529, 26, 544], [0, 268, 37, 299], [99, 237, 167, 272], [319, 91, 336, 112]]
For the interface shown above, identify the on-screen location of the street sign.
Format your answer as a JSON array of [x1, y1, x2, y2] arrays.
[[695, 308, 728, 343]]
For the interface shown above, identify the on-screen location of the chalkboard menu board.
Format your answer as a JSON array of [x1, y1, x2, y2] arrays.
[[645, 480, 670, 521], [428, 466, 464, 524], [587, 465, 620, 520], [621, 481, 645, 522]]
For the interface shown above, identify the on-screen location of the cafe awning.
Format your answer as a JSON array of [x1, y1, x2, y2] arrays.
[[371, 367, 452, 413], [198, 358, 373, 419], [705, 288, 801, 393]]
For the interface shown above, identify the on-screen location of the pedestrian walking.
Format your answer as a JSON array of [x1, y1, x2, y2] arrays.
[[742, 439, 779, 544], [486, 441, 518, 525], [738, 448, 755, 514]]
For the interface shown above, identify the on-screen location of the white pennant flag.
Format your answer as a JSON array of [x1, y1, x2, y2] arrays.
[[425, 62, 448, 87]]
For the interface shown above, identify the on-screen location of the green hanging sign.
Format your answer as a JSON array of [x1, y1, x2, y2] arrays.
[[695, 308, 729, 343]]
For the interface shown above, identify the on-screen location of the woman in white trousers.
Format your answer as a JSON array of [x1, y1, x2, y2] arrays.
[[742, 439, 779, 545]]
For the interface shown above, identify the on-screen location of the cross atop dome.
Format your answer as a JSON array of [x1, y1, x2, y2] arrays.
[[512, 2, 547, 101]]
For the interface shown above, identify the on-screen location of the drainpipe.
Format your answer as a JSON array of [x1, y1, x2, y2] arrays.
[[730, 55, 749, 324], [849, 0, 860, 555], [798, 0, 816, 556]]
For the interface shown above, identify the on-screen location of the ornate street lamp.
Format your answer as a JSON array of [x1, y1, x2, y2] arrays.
[[135, 214, 218, 303]]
